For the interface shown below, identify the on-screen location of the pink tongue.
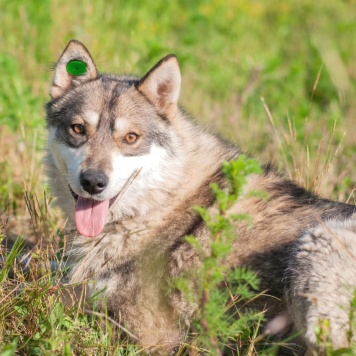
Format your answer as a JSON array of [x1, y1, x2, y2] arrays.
[[75, 197, 110, 237]]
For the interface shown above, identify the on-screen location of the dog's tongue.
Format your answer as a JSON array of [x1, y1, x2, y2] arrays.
[[75, 197, 110, 237]]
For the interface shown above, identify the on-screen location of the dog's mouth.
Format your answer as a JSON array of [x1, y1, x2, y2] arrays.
[[69, 186, 120, 238], [69, 186, 119, 206], [68, 168, 142, 238]]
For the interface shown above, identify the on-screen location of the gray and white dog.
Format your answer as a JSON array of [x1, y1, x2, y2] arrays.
[[46, 40, 356, 354]]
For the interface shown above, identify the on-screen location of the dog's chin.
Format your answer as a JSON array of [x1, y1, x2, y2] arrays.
[[68, 185, 120, 208]]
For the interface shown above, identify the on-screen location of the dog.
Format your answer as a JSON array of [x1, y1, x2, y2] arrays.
[[45, 40, 356, 354]]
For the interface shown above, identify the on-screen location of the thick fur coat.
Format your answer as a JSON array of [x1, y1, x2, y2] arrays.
[[46, 40, 356, 354]]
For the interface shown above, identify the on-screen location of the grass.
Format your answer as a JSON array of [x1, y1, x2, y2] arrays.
[[0, 0, 355, 354]]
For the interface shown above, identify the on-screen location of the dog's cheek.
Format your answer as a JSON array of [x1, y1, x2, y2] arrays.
[[47, 127, 69, 172]]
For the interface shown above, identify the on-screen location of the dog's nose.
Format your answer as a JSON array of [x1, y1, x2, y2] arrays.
[[80, 169, 109, 195]]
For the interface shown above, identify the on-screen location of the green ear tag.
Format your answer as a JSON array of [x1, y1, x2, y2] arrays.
[[66, 60, 87, 76]]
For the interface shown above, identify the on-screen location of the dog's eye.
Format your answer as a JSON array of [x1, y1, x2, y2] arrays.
[[71, 124, 85, 135], [124, 133, 139, 144]]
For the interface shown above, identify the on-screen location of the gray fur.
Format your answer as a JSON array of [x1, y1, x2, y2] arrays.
[[286, 215, 356, 352], [46, 40, 356, 354]]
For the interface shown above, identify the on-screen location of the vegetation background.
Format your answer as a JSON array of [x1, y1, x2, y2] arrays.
[[0, 0, 355, 354]]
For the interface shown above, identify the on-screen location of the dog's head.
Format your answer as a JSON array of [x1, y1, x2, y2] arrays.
[[46, 40, 182, 237]]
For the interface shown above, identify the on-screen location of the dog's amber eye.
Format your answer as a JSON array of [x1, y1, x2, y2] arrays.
[[124, 133, 138, 144], [71, 124, 85, 135]]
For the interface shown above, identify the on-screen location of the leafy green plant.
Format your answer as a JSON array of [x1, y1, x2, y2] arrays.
[[174, 156, 268, 354]]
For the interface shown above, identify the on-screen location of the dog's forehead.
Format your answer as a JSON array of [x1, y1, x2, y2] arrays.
[[81, 76, 137, 108], [47, 75, 160, 129], [80, 76, 151, 118]]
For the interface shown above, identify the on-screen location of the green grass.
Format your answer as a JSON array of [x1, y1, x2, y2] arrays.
[[0, 0, 355, 354]]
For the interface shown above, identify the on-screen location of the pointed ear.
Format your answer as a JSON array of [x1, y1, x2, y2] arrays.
[[137, 55, 181, 119], [50, 40, 99, 99]]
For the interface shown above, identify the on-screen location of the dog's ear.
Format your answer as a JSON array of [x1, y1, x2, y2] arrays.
[[137, 55, 181, 119], [50, 40, 99, 99]]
